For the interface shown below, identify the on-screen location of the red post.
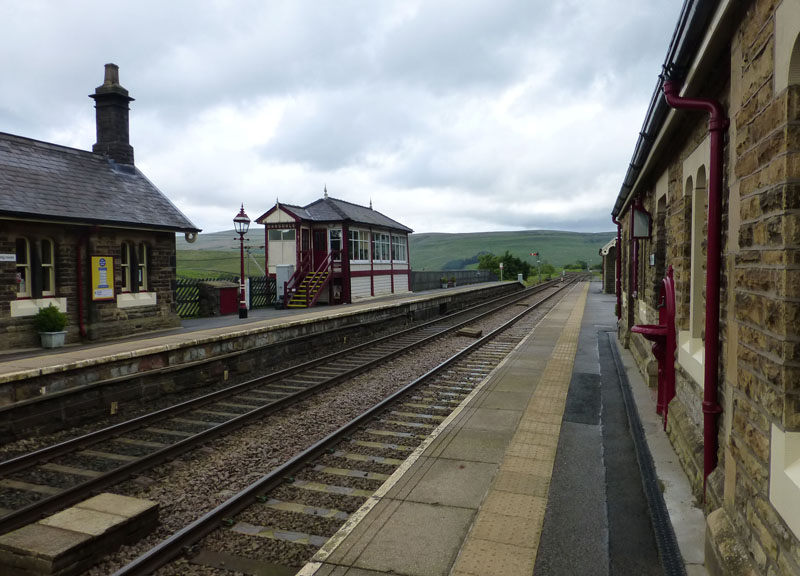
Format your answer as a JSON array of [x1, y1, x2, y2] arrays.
[[239, 233, 247, 318]]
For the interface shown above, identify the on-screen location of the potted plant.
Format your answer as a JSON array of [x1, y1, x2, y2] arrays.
[[33, 304, 68, 348], [449, 276, 457, 287], [441, 276, 448, 288]]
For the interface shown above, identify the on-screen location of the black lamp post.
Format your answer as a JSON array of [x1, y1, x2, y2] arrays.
[[233, 204, 251, 319]]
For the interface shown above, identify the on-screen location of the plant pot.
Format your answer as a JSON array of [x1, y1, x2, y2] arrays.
[[441, 283, 448, 289], [40, 331, 67, 349]]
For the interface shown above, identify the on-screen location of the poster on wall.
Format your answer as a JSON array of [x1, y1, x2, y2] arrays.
[[91, 256, 115, 301]]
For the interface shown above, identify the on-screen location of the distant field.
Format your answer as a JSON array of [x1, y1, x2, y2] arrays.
[[177, 249, 265, 278], [409, 230, 615, 270], [177, 228, 615, 276]]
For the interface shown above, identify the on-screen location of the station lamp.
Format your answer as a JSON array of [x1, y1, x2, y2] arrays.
[[233, 204, 251, 319]]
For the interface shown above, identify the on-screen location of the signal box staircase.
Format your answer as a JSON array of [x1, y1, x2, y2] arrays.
[[286, 270, 331, 308]]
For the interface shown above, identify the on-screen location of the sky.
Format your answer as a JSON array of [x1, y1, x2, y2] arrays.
[[1, 0, 681, 234]]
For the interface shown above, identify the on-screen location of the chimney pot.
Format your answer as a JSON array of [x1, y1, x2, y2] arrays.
[[103, 63, 120, 86]]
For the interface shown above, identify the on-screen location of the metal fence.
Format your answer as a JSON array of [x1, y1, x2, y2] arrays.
[[410, 270, 496, 292], [176, 276, 276, 318], [250, 275, 276, 308]]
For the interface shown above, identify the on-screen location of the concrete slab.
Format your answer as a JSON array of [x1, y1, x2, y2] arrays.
[[0, 523, 91, 563], [462, 408, 521, 433], [39, 508, 127, 537], [404, 459, 497, 508], [476, 390, 531, 411], [352, 501, 475, 576], [439, 428, 511, 463]]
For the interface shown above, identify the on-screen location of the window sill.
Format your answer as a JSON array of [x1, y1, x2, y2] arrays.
[[11, 297, 68, 318], [118, 292, 157, 309], [770, 423, 800, 539], [678, 330, 704, 386]]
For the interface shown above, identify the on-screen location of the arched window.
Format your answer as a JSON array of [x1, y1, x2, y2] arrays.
[[690, 167, 707, 340], [15, 237, 30, 297], [41, 238, 55, 296], [137, 243, 148, 291], [120, 242, 131, 292]]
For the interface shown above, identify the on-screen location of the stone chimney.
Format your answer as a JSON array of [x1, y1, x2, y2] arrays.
[[89, 63, 135, 165]]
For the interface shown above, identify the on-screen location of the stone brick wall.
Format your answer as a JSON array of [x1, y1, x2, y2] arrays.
[[617, 1, 800, 574], [0, 223, 180, 350]]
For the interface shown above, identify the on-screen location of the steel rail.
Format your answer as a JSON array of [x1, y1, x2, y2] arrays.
[[0, 280, 564, 534], [0, 280, 556, 476], [111, 279, 581, 576]]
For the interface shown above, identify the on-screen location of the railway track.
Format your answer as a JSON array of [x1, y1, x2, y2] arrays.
[[0, 279, 570, 537], [110, 279, 582, 576]]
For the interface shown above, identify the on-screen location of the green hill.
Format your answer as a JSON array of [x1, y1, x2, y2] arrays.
[[176, 229, 615, 276], [409, 230, 615, 270]]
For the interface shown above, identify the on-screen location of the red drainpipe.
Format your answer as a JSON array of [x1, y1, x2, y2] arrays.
[[611, 216, 622, 319], [76, 228, 94, 337], [663, 79, 728, 493]]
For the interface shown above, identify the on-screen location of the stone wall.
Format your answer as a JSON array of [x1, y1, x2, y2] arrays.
[[0, 223, 181, 350], [617, 1, 800, 574]]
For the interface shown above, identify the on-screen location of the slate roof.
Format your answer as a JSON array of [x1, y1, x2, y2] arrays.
[[0, 132, 200, 232], [261, 197, 412, 233]]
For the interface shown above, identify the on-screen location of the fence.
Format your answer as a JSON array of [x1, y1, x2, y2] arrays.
[[176, 276, 276, 318], [410, 270, 496, 292]]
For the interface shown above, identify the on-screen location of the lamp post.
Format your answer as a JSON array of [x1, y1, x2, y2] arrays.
[[233, 204, 251, 319]]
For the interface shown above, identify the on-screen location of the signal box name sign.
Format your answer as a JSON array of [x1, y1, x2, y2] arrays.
[[91, 256, 115, 301]]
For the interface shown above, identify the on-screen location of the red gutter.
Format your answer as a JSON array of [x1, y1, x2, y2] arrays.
[[663, 79, 728, 493], [611, 216, 622, 319]]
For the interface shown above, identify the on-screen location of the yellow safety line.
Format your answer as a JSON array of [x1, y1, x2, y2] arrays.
[[297, 282, 589, 576], [451, 282, 589, 576]]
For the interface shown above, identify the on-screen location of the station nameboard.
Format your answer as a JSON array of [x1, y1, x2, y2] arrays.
[[264, 223, 299, 230], [91, 256, 115, 301]]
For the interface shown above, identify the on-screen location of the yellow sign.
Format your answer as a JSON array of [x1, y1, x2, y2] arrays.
[[91, 256, 115, 301]]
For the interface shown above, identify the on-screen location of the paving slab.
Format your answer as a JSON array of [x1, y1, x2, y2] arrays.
[[352, 500, 475, 576], [404, 458, 497, 508]]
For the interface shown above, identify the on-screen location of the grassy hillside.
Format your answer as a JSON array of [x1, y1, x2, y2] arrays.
[[409, 230, 615, 270], [176, 229, 615, 276]]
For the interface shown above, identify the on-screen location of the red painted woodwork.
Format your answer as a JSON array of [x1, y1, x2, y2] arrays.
[[313, 229, 327, 269]]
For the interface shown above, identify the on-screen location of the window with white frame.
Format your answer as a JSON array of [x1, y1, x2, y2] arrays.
[[374, 233, 390, 261], [121, 242, 131, 292], [268, 229, 296, 241], [348, 230, 370, 261], [391, 235, 407, 262], [41, 238, 55, 296], [137, 243, 148, 291], [15, 237, 30, 297]]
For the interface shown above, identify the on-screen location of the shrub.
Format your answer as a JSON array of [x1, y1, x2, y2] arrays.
[[33, 304, 68, 332]]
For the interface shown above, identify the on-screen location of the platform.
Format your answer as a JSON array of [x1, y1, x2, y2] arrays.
[[0, 282, 519, 438], [0, 282, 509, 379], [297, 282, 707, 576]]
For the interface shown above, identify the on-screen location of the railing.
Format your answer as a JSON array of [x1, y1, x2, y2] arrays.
[[304, 251, 341, 307], [283, 251, 312, 306]]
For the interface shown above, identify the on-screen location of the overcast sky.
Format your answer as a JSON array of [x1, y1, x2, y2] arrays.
[[1, 0, 680, 234]]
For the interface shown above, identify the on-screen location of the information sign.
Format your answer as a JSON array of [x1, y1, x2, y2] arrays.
[[91, 256, 115, 301]]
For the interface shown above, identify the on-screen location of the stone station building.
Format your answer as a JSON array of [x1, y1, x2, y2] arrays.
[[612, 1, 800, 574], [0, 64, 200, 350]]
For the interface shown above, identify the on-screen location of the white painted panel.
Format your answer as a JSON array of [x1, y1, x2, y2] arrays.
[[393, 274, 410, 293], [374, 275, 392, 296], [350, 277, 372, 300]]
